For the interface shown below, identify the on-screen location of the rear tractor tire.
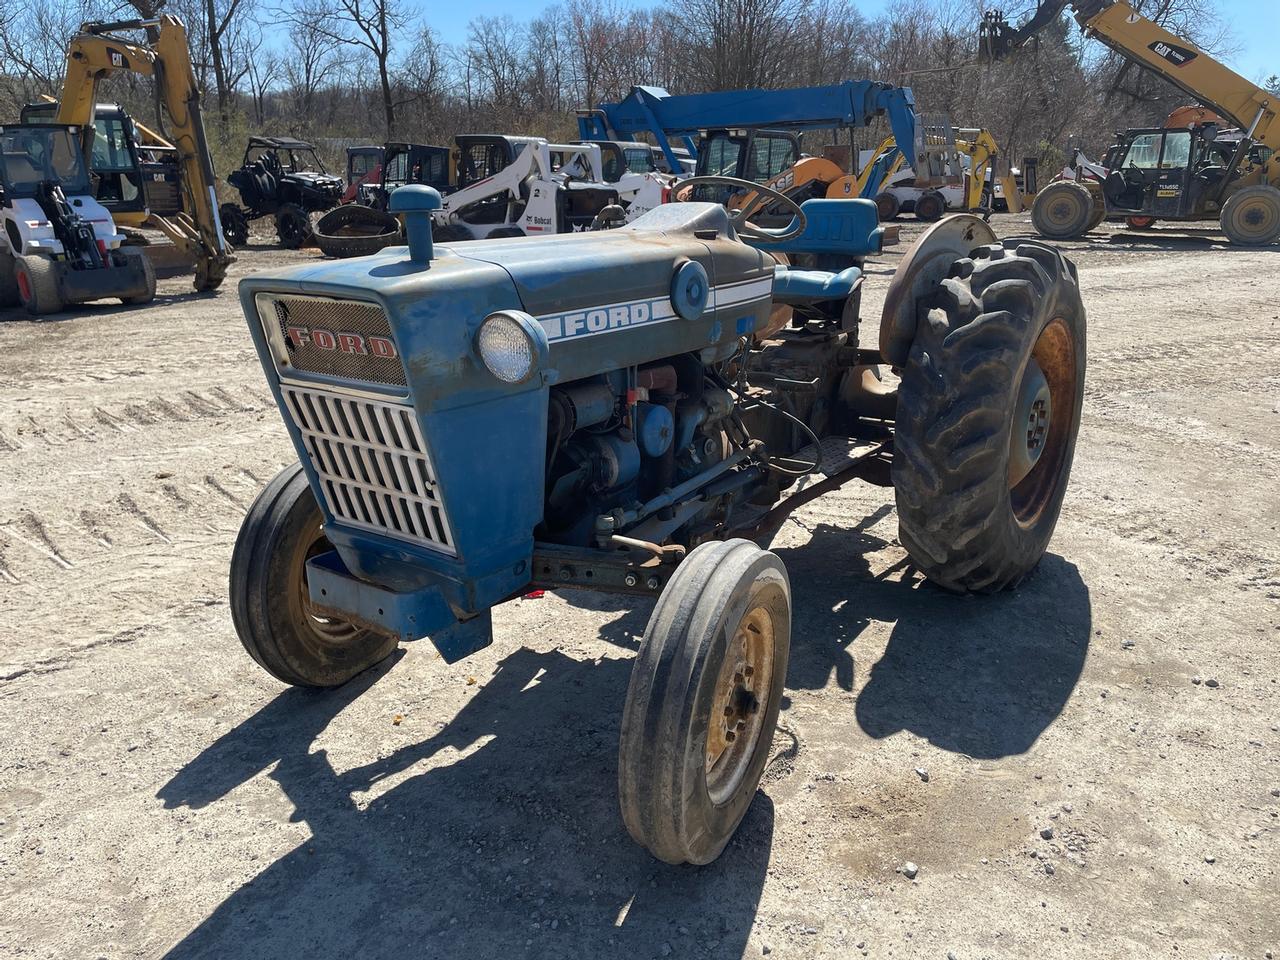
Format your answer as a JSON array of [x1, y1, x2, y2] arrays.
[[1031, 181, 1098, 239], [275, 203, 312, 250], [1220, 185, 1280, 246], [619, 539, 791, 865], [14, 256, 64, 315], [229, 463, 398, 688], [914, 191, 947, 222], [486, 226, 525, 239], [893, 239, 1086, 592]]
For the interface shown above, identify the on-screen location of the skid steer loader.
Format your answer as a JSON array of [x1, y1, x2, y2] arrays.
[[1, 123, 155, 315]]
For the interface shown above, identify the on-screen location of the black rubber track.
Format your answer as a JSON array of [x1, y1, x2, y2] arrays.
[[314, 205, 401, 259], [892, 239, 1086, 593], [229, 463, 398, 687], [618, 539, 790, 865]]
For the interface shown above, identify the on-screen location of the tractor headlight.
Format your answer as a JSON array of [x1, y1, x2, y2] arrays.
[[476, 310, 546, 384]]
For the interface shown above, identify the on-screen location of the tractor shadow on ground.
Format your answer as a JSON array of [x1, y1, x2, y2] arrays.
[[770, 518, 1092, 759], [1090, 229, 1280, 252], [158, 646, 772, 960], [0, 294, 190, 324]]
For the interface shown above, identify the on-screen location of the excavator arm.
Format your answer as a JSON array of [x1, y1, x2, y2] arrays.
[[957, 130, 1000, 212], [981, 1, 1276, 149], [55, 17, 232, 290]]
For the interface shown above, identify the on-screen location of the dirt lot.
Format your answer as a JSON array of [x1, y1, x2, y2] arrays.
[[1, 216, 1277, 960]]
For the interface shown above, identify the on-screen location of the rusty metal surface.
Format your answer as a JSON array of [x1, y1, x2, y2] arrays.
[[878, 214, 997, 366]]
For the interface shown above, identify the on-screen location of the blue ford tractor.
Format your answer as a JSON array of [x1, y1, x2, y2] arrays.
[[231, 177, 1086, 864]]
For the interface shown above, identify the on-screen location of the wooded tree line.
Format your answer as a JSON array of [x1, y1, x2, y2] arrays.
[[0, 0, 1264, 179]]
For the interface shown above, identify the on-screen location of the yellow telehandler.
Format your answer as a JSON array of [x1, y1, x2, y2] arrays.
[[982, 1, 1279, 245]]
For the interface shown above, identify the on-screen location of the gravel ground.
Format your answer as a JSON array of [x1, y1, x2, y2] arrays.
[[1, 216, 1277, 960]]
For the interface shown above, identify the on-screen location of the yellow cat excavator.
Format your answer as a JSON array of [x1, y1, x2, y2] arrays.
[[981, 0, 1279, 245], [50, 17, 232, 289]]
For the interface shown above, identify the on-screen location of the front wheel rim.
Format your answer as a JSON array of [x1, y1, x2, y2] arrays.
[[290, 522, 362, 644], [705, 604, 775, 806]]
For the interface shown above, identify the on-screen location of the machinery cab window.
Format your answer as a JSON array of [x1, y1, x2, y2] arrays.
[[696, 129, 799, 182], [745, 134, 799, 182], [347, 147, 382, 181], [383, 145, 447, 189], [623, 146, 655, 174], [456, 137, 518, 188], [0, 124, 93, 199], [695, 129, 799, 203], [17, 103, 147, 213]]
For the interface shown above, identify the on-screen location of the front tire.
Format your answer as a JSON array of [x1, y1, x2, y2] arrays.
[[1220, 185, 1280, 246], [15, 256, 64, 315], [875, 192, 901, 221], [220, 204, 250, 247], [893, 240, 1086, 592], [275, 203, 312, 249], [229, 463, 398, 687], [0, 249, 18, 308], [432, 222, 473, 243], [914, 191, 946, 222], [619, 539, 790, 865], [1031, 181, 1097, 239], [118, 247, 157, 305]]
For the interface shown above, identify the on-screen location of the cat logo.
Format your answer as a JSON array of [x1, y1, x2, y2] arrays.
[[109, 49, 126, 67], [1149, 40, 1197, 67]]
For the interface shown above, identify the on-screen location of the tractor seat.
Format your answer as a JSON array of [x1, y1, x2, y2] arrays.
[[252, 163, 276, 201], [771, 264, 862, 306]]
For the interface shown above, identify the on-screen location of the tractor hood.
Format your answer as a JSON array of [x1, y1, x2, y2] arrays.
[[236, 203, 776, 624]]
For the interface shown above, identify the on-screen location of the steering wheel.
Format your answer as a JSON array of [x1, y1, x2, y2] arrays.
[[673, 175, 807, 243]]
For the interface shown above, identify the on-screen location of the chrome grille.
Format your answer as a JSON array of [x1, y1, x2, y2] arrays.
[[261, 293, 407, 387], [281, 384, 454, 554]]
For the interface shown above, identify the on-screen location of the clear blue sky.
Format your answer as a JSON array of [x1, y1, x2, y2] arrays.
[[419, 0, 1277, 85]]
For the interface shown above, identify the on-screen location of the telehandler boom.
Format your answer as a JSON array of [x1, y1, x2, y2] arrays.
[[52, 17, 233, 288]]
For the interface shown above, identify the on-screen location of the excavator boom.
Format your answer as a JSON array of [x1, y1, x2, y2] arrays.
[[54, 17, 232, 291]]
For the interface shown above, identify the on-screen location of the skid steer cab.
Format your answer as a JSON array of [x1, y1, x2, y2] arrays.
[[232, 179, 1087, 865], [0, 123, 156, 315]]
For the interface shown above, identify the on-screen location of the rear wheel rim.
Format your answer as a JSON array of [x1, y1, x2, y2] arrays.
[[1010, 317, 1078, 526], [1236, 198, 1277, 239], [705, 604, 775, 806], [16, 270, 31, 303], [1048, 193, 1083, 228]]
